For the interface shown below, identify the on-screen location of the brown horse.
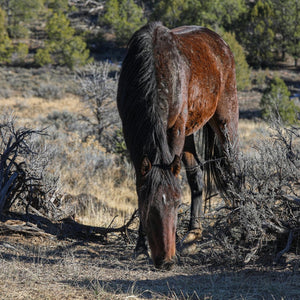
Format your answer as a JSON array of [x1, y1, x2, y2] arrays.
[[117, 22, 238, 269]]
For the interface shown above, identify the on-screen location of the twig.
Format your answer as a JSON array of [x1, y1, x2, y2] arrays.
[[275, 229, 294, 262], [107, 215, 118, 229], [262, 221, 289, 235], [203, 205, 232, 217], [244, 239, 261, 264]]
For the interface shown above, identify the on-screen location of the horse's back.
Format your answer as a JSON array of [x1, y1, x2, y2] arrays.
[[172, 25, 235, 78], [168, 26, 237, 135]]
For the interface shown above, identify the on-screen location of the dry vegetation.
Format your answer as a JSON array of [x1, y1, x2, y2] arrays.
[[0, 94, 137, 226], [0, 65, 299, 299]]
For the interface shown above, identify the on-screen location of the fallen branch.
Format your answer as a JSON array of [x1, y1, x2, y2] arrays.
[[0, 220, 52, 237], [0, 209, 139, 241], [61, 209, 138, 237], [262, 221, 289, 235]]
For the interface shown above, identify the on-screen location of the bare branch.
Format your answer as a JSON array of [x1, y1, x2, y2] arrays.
[[0, 114, 59, 217], [76, 62, 119, 142], [210, 118, 300, 263]]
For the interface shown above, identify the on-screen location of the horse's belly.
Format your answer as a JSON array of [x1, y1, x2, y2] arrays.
[[185, 115, 208, 136], [185, 97, 218, 136]]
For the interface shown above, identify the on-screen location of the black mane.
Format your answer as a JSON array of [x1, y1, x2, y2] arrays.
[[117, 22, 173, 170]]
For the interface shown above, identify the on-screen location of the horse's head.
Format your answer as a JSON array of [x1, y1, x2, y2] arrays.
[[137, 155, 181, 270]]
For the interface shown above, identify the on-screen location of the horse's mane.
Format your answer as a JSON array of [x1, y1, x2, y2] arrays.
[[117, 22, 181, 205], [117, 22, 173, 169]]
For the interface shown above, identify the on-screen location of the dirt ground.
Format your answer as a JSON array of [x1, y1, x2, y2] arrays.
[[0, 215, 300, 300]]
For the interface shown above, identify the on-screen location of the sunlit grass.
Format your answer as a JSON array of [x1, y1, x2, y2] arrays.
[[1, 95, 299, 300], [0, 96, 272, 229]]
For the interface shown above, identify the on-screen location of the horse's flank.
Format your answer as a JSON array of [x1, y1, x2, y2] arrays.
[[171, 25, 238, 139]]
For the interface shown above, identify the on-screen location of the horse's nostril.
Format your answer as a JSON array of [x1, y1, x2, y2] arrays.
[[153, 256, 164, 269]]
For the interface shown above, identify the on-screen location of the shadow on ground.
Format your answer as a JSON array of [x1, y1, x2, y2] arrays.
[[63, 268, 300, 299]]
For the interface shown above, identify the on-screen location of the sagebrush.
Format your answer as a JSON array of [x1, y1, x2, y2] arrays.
[[210, 119, 300, 264]]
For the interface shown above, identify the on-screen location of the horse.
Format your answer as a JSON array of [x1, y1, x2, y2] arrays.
[[117, 22, 239, 270]]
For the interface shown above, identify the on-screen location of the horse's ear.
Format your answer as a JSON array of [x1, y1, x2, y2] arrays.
[[141, 156, 152, 176], [170, 155, 181, 177]]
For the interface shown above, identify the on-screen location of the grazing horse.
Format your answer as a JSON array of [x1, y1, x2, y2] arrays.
[[117, 22, 239, 269]]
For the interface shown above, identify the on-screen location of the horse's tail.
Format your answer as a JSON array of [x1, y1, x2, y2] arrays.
[[202, 123, 231, 211]]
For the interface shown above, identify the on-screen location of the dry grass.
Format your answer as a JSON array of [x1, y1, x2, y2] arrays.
[[0, 96, 86, 126], [0, 96, 139, 227], [53, 130, 138, 226], [238, 119, 270, 151], [0, 96, 276, 229], [1, 93, 299, 300], [0, 96, 195, 228], [0, 234, 299, 300]]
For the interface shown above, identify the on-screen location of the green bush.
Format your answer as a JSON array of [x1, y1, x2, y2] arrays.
[[12, 43, 29, 65], [102, 0, 146, 45], [0, 8, 13, 64], [35, 13, 91, 69], [260, 76, 299, 124], [221, 31, 251, 91], [35, 48, 52, 66]]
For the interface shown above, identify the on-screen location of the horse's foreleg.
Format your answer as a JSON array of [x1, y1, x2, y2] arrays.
[[134, 221, 149, 260], [180, 135, 203, 254]]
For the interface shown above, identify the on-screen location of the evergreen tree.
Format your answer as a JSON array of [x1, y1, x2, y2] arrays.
[[45, 0, 69, 13], [273, 0, 300, 67], [151, 0, 246, 30], [260, 76, 299, 124], [35, 13, 90, 69], [151, 0, 187, 27], [0, 8, 12, 63], [237, 0, 276, 67], [0, 0, 44, 38], [221, 31, 251, 91], [102, 0, 146, 45], [212, 0, 247, 32]]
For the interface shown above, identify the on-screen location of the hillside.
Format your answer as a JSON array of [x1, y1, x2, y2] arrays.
[[0, 1, 299, 299], [0, 65, 299, 299]]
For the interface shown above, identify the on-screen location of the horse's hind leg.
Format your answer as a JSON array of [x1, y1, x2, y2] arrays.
[[210, 69, 239, 149], [180, 134, 203, 254]]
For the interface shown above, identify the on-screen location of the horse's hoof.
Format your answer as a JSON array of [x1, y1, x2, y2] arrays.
[[135, 253, 148, 260], [181, 229, 202, 244], [181, 242, 198, 256], [178, 229, 202, 256], [134, 250, 149, 261]]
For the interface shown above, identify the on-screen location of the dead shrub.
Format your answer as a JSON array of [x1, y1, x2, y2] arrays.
[[0, 113, 60, 219], [210, 119, 300, 264], [76, 62, 119, 143]]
